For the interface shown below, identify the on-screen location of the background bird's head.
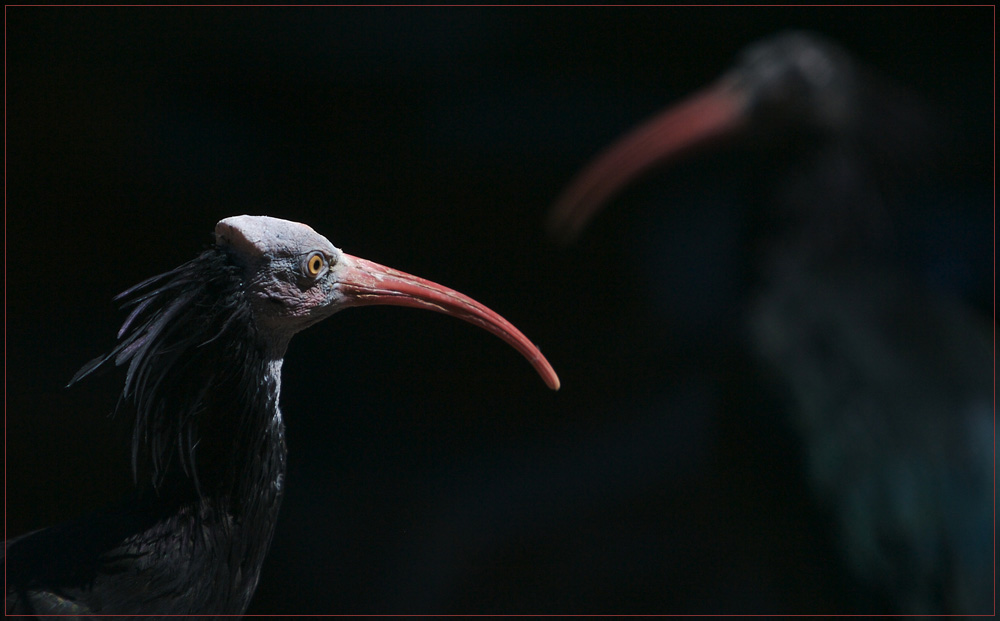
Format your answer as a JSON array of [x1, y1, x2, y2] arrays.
[[728, 31, 859, 136]]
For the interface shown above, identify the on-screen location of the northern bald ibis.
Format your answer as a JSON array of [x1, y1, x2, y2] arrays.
[[4, 215, 558, 617], [549, 31, 992, 616]]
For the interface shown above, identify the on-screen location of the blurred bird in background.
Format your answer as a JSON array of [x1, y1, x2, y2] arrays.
[[550, 31, 993, 616]]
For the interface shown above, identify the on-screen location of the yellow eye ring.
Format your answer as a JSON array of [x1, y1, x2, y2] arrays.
[[305, 252, 326, 277]]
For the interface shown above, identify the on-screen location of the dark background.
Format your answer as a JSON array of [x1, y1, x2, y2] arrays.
[[6, 7, 993, 614]]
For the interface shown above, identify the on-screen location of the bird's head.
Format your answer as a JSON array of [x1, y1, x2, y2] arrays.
[[216, 215, 559, 390], [66, 216, 557, 494], [215, 215, 349, 338], [548, 31, 862, 241], [727, 31, 858, 134]]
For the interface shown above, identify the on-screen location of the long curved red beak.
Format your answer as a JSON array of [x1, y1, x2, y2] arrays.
[[548, 81, 748, 242], [334, 253, 560, 391]]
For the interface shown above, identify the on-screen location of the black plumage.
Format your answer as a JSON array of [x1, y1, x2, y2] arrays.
[[5, 215, 558, 618], [7, 247, 283, 617], [549, 31, 992, 615]]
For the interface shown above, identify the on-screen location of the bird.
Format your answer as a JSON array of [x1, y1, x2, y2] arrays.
[[4, 215, 559, 618], [549, 31, 992, 616]]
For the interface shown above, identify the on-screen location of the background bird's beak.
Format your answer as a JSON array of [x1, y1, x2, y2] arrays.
[[548, 80, 748, 242], [333, 253, 560, 391]]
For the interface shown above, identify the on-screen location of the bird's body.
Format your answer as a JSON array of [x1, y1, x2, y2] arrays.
[[749, 212, 992, 615], [5, 483, 283, 617], [550, 31, 992, 615], [5, 216, 558, 618]]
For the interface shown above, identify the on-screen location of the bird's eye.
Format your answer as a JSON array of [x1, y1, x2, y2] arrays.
[[304, 252, 326, 277]]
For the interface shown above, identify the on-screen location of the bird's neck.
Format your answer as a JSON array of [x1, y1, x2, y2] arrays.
[[128, 354, 288, 613], [143, 355, 288, 517], [756, 140, 898, 276], [68, 248, 294, 612]]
